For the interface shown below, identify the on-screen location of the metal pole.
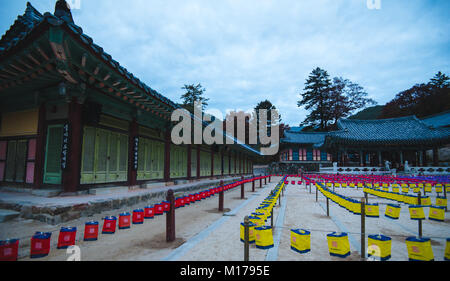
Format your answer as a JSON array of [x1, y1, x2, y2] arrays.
[[361, 198, 366, 260], [218, 180, 224, 212], [264, 176, 267, 185], [260, 177, 262, 189], [244, 216, 249, 261], [252, 178, 255, 192], [418, 191, 422, 238], [365, 192, 368, 204], [166, 189, 175, 242]]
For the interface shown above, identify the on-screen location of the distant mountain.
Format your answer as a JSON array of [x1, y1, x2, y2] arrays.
[[348, 105, 385, 120]]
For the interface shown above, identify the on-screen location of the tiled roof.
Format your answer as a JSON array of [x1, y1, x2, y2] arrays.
[[327, 116, 450, 146], [281, 130, 328, 145], [0, 2, 43, 53], [421, 110, 450, 128], [0, 2, 178, 110]]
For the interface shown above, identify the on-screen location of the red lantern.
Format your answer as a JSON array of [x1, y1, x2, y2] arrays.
[[30, 232, 52, 258], [154, 204, 164, 216], [163, 201, 170, 213], [132, 209, 144, 224], [144, 206, 155, 218], [119, 212, 131, 229], [102, 216, 117, 234], [0, 239, 19, 261], [83, 221, 99, 241], [57, 227, 77, 249]]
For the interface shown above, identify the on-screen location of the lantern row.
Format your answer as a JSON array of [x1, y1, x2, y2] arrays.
[[0, 175, 270, 261], [241, 176, 287, 250]]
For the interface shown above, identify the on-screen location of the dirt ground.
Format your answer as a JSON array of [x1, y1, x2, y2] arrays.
[[1, 176, 449, 261]]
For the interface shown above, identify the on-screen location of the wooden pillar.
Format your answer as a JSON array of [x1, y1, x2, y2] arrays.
[[33, 103, 46, 190], [211, 149, 214, 177], [218, 180, 224, 211], [361, 198, 366, 259], [422, 150, 427, 166], [166, 189, 175, 242], [196, 145, 200, 179], [241, 176, 245, 199], [127, 119, 138, 187], [419, 150, 424, 167], [433, 147, 439, 166], [187, 144, 192, 180], [221, 149, 224, 176], [237, 153, 240, 175], [378, 150, 382, 167], [360, 150, 364, 167], [234, 152, 237, 175], [228, 151, 231, 176], [400, 150, 404, 165], [62, 99, 83, 193], [164, 130, 171, 182]]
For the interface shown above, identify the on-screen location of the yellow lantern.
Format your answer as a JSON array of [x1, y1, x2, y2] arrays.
[[409, 205, 425, 220], [385, 204, 401, 220], [255, 226, 274, 249], [290, 229, 311, 254], [327, 232, 351, 258], [428, 206, 445, 222], [405, 237, 434, 261], [367, 234, 392, 261]]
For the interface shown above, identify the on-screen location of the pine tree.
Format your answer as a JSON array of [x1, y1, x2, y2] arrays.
[[180, 83, 209, 112], [429, 71, 450, 89], [298, 67, 333, 131]]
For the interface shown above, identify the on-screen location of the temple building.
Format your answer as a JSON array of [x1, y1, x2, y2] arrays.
[[276, 115, 450, 173], [0, 2, 257, 194]]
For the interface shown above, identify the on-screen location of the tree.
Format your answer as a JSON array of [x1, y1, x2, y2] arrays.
[[254, 100, 281, 143], [380, 72, 450, 119], [329, 77, 376, 125], [180, 83, 209, 112], [298, 67, 333, 131], [429, 71, 450, 88]]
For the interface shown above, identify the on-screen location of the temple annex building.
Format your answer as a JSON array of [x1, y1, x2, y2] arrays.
[[0, 2, 259, 195]]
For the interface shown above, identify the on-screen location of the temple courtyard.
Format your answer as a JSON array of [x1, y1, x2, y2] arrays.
[[1, 176, 448, 261]]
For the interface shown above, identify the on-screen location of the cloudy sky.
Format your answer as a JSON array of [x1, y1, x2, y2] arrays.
[[1, 0, 449, 126]]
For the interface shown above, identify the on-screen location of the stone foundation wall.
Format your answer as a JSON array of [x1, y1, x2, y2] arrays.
[[0, 176, 249, 225]]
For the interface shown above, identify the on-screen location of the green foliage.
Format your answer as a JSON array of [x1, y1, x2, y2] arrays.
[[180, 83, 209, 112], [298, 67, 333, 131], [298, 68, 375, 131], [348, 105, 385, 120], [380, 72, 450, 119]]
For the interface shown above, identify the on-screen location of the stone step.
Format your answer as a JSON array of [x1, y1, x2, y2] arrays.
[[31, 189, 62, 197], [88, 185, 129, 195], [0, 209, 20, 223]]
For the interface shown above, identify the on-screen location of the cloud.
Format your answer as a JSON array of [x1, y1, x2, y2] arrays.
[[1, 0, 449, 126]]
